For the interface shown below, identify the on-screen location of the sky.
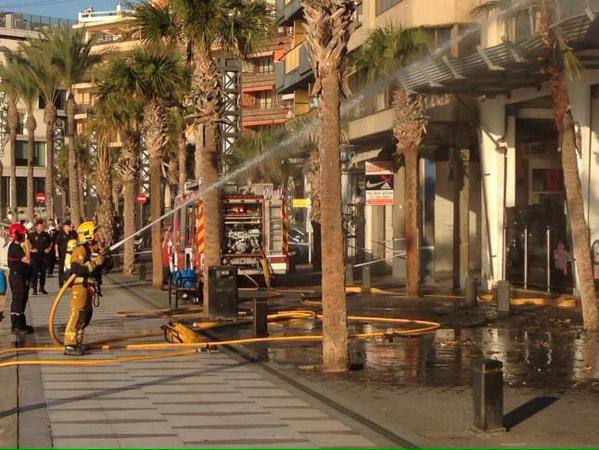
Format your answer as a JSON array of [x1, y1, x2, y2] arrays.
[[0, 0, 136, 20]]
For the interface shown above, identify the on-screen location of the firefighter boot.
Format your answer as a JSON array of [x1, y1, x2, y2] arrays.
[[11, 314, 32, 335], [63, 345, 85, 356]]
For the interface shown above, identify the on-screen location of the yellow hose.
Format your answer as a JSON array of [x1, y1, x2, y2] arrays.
[[4, 278, 442, 368], [48, 273, 76, 346]]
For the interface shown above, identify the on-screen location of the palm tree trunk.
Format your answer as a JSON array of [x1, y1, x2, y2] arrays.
[[77, 153, 85, 219], [550, 75, 598, 330], [123, 177, 136, 275], [200, 120, 221, 311], [144, 100, 167, 289], [66, 95, 81, 226], [319, 69, 348, 372], [191, 49, 222, 311], [307, 150, 322, 270], [178, 130, 187, 195], [44, 104, 57, 220], [8, 100, 18, 219], [96, 141, 114, 246], [392, 89, 426, 297], [26, 107, 36, 220], [404, 149, 420, 296], [119, 136, 137, 276], [537, 0, 598, 330]]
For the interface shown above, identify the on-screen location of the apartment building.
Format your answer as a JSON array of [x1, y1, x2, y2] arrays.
[[241, 34, 294, 129], [0, 12, 72, 219], [275, 0, 482, 283], [277, 0, 599, 295]]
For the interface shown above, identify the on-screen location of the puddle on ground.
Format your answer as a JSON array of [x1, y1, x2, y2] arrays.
[[222, 319, 599, 391]]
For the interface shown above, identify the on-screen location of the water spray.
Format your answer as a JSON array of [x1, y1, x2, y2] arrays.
[[108, 0, 534, 254]]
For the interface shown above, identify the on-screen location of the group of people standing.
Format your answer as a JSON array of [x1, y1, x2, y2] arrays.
[[4, 219, 110, 356]]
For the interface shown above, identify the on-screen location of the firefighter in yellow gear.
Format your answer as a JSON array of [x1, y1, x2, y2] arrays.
[[63, 221, 107, 356]]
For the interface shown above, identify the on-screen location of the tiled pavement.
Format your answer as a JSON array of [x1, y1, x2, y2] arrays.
[[8, 278, 387, 448]]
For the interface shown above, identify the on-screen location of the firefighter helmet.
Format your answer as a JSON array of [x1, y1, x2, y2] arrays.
[[66, 239, 78, 252], [8, 222, 26, 240], [77, 221, 98, 243]]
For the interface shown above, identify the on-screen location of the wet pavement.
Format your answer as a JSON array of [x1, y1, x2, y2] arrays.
[[4, 269, 598, 447]]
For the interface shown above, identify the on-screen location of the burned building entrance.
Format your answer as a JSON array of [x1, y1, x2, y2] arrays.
[[506, 116, 573, 292]]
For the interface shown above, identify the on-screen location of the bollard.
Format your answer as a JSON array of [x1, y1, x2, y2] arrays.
[[361, 266, 371, 293], [253, 298, 268, 338], [346, 264, 354, 285], [473, 359, 504, 432], [138, 262, 146, 281], [497, 280, 510, 316], [466, 277, 478, 307]]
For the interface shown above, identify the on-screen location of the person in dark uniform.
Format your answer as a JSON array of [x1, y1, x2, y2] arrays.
[[55, 219, 78, 286], [28, 219, 52, 295], [7, 222, 33, 335], [46, 221, 58, 277]]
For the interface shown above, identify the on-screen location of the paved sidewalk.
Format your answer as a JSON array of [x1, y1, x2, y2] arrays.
[[0, 277, 391, 448]]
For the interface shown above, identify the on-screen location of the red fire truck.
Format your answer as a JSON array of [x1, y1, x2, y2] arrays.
[[171, 183, 290, 280]]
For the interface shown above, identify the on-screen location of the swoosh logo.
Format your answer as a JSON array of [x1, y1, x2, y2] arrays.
[[366, 180, 390, 189]]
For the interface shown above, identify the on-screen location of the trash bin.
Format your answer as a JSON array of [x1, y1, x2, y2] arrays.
[[208, 266, 238, 320]]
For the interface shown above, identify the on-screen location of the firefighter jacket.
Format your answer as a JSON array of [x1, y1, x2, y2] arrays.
[[70, 244, 103, 284]]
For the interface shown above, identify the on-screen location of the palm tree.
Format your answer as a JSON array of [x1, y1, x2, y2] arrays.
[[166, 106, 188, 196], [472, 0, 599, 330], [350, 25, 429, 297], [17, 35, 63, 220], [301, 0, 354, 372], [1, 78, 20, 219], [98, 49, 187, 288], [132, 0, 272, 308], [94, 136, 115, 246], [94, 91, 142, 275], [48, 27, 100, 226], [0, 54, 41, 220]]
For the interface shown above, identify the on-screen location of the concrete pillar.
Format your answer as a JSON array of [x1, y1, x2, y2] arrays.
[[478, 96, 510, 288], [453, 148, 471, 290], [435, 160, 454, 282], [384, 204, 394, 273], [589, 85, 599, 245]]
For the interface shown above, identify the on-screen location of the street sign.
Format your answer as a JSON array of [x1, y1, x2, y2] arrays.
[[292, 198, 311, 208], [35, 192, 46, 203], [136, 193, 148, 205], [365, 174, 393, 191], [366, 190, 394, 206], [365, 160, 393, 175]]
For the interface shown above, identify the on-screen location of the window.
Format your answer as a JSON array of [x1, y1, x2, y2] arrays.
[[15, 141, 45, 166], [375, 0, 400, 16], [14, 177, 44, 206], [0, 177, 7, 207], [16, 177, 26, 207], [513, 7, 539, 42], [256, 90, 274, 109], [254, 56, 274, 74], [351, 1, 363, 30], [17, 113, 24, 134], [38, 90, 66, 110]]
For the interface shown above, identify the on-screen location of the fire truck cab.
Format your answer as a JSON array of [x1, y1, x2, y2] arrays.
[[172, 183, 290, 279]]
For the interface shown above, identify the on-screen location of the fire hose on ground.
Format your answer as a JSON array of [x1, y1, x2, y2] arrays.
[[0, 273, 441, 367]]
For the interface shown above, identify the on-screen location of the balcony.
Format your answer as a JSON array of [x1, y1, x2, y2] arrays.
[[275, 43, 313, 94], [242, 105, 291, 128], [91, 38, 140, 56], [242, 72, 276, 92], [275, 0, 303, 25]]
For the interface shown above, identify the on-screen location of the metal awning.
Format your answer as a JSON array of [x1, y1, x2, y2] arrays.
[[396, 0, 599, 95], [351, 148, 382, 164]]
